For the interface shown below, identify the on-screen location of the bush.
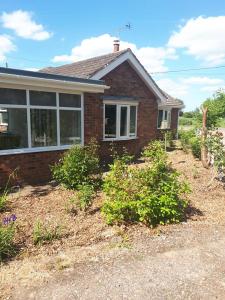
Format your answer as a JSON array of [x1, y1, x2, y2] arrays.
[[33, 221, 61, 245], [179, 129, 201, 159], [52, 139, 100, 190], [189, 136, 201, 159], [0, 222, 16, 261], [142, 140, 167, 162], [102, 141, 190, 226], [69, 184, 95, 211]]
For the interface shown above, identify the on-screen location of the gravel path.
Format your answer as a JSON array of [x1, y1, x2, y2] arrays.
[[16, 223, 225, 300]]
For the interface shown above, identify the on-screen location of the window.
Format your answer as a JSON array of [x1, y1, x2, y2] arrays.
[[0, 88, 83, 153], [104, 103, 137, 140], [0, 88, 26, 105], [0, 109, 8, 125], [31, 109, 57, 147], [60, 110, 81, 145], [0, 108, 28, 150], [157, 109, 171, 129]]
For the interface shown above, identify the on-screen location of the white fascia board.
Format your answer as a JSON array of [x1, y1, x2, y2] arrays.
[[91, 51, 166, 102], [0, 73, 109, 94], [158, 103, 185, 109]]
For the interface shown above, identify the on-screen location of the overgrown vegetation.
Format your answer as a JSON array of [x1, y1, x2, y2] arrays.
[[0, 215, 17, 261], [51, 139, 100, 190], [180, 90, 225, 129], [33, 220, 62, 245], [0, 169, 18, 212], [68, 183, 95, 212], [179, 129, 201, 159], [102, 141, 190, 226]]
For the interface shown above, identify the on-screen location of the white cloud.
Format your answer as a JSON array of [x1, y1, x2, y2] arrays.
[[168, 16, 225, 66], [200, 85, 225, 92], [1, 10, 52, 41], [155, 78, 188, 98], [25, 67, 39, 72], [52, 34, 177, 73], [0, 35, 15, 62], [181, 76, 224, 85]]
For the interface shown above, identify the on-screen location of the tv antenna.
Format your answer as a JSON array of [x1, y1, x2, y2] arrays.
[[115, 22, 132, 39]]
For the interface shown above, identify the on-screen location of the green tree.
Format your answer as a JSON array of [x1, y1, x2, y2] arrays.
[[202, 90, 225, 128]]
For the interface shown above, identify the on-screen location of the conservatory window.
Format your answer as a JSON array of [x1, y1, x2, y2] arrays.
[[0, 88, 83, 153]]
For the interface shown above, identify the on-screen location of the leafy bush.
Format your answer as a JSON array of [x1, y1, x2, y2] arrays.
[[69, 184, 95, 211], [142, 140, 167, 162], [0, 219, 16, 261], [102, 141, 190, 226], [52, 139, 100, 190], [205, 131, 225, 172], [33, 221, 61, 245], [189, 136, 201, 159]]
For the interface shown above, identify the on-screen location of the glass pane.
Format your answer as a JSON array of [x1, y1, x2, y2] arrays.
[[59, 93, 81, 108], [0, 108, 28, 150], [105, 105, 117, 138], [120, 106, 128, 137], [31, 109, 57, 147], [158, 110, 163, 128], [0, 88, 26, 105], [60, 110, 81, 145], [129, 106, 136, 136], [30, 91, 56, 106], [164, 110, 168, 121]]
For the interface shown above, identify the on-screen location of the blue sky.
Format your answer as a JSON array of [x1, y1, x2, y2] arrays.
[[0, 0, 225, 110]]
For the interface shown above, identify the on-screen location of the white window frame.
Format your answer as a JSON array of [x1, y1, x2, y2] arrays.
[[157, 109, 171, 129], [103, 101, 138, 141], [0, 108, 8, 126], [0, 87, 84, 155]]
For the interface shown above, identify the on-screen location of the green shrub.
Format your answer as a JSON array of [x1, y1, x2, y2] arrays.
[[33, 221, 61, 245], [142, 140, 167, 162], [102, 141, 190, 226], [69, 184, 95, 211], [51, 139, 100, 190], [179, 129, 196, 152], [0, 223, 16, 261], [0, 192, 8, 212], [189, 136, 201, 159]]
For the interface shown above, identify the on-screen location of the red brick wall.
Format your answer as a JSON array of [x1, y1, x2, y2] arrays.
[[0, 150, 64, 187], [85, 61, 159, 161], [171, 108, 179, 136]]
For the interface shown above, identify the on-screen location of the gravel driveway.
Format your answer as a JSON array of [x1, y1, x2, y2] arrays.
[[15, 222, 225, 300]]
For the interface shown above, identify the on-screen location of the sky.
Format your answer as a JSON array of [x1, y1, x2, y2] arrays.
[[0, 0, 225, 111]]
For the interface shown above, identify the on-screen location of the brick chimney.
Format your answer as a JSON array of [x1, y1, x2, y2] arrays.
[[113, 39, 120, 52]]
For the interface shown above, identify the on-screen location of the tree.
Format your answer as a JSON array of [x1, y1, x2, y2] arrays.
[[202, 90, 225, 128]]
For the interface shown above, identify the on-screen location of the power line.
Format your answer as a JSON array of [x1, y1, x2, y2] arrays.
[[150, 65, 225, 74]]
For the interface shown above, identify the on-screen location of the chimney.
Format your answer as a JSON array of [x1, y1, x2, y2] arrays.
[[113, 39, 120, 52]]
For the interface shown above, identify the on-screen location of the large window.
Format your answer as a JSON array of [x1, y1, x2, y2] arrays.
[[157, 109, 171, 129], [104, 103, 137, 140], [0, 88, 82, 152]]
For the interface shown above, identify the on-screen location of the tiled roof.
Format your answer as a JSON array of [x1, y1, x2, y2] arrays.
[[40, 50, 128, 79], [40, 49, 184, 108], [160, 91, 184, 108]]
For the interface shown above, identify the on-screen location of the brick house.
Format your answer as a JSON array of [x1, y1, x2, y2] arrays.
[[0, 44, 183, 186]]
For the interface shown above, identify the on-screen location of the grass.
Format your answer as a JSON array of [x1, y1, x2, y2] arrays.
[[33, 220, 62, 245]]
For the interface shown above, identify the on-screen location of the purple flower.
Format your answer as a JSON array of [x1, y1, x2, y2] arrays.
[[2, 214, 17, 225]]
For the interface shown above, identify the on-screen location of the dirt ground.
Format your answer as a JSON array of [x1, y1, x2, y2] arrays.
[[1, 150, 225, 299]]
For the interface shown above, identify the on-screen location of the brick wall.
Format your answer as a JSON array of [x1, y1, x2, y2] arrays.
[[0, 150, 64, 187], [85, 61, 159, 161]]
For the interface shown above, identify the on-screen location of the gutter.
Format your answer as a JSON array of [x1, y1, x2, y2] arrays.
[[0, 68, 109, 93]]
